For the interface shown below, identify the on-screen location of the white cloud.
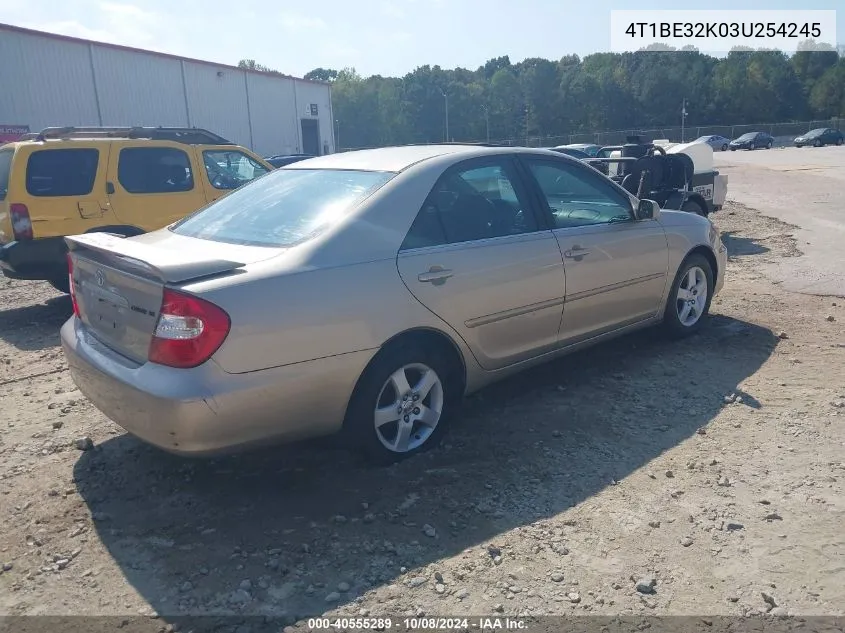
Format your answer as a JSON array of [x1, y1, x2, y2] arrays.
[[278, 12, 327, 31], [380, 1, 405, 19]]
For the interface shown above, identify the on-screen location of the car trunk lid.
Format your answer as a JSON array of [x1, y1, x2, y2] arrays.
[[66, 231, 274, 363]]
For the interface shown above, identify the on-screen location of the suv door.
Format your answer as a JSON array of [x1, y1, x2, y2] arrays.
[[518, 156, 669, 344], [106, 142, 206, 231], [396, 156, 566, 370], [196, 147, 271, 203]]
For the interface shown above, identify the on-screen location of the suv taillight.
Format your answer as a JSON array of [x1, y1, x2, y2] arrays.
[[67, 253, 81, 318], [148, 288, 231, 369], [10, 203, 33, 240]]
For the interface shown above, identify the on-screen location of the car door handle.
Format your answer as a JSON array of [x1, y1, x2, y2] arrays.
[[418, 267, 453, 284], [564, 247, 591, 259]]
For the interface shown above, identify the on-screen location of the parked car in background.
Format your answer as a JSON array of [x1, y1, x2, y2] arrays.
[[557, 143, 601, 157], [0, 126, 272, 293], [548, 146, 591, 160], [692, 135, 731, 152], [61, 144, 727, 464], [793, 128, 844, 148], [729, 132, 774, 150], [265, 154, 313, 168]]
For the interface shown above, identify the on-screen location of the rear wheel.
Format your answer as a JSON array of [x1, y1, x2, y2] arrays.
[[766, 141, 773, 149], [343, 341, 461, 465], [836, 138, 843, 146], [681, 199, 707, 217], [662, 254, 714, 338], [721, 143, 728, 152]]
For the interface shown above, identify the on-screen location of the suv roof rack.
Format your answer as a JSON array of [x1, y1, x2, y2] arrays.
[[31, 126, 233, 145]]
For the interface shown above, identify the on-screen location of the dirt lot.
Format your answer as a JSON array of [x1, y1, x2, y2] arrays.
[[1, 181, 844, 628]]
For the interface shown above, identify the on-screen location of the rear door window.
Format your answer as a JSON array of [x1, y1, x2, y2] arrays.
[[26, 148, 99, 197], [118, 147, 194, 194], [0, 149, 13, 200]]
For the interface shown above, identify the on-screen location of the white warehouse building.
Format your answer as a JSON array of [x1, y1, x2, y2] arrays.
[[0, 23, 335, 158]]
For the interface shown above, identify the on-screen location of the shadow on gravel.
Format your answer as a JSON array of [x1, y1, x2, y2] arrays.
[[720, 231, 770, 258], [73, 314, 777, 624], [0, 295, 71, 351]]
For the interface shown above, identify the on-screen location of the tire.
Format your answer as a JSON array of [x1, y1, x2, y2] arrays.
[[343, 340, 461, 465], [662, 254, 714, 338], [836, 138, 843, 146], [48, 275, 70, 294], [766, 141, 773, 149], [721, 144, 728, 152], [681, 199, 707, 217], [813, 139, 822, 148]]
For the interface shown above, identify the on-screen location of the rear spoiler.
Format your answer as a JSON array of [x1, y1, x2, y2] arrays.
[[65, 233, 246, 284]]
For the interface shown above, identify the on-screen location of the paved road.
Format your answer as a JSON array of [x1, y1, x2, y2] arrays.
[[714, 145, 845, 297]]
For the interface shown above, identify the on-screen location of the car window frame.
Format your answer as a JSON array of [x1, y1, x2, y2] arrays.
[[514, 153, 636, 231], [399, 154, 547, 252], [116, 146, 195, 195]]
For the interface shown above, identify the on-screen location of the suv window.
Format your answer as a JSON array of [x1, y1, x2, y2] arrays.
[[26, 149, 99, 197], [203, 150, 269, 190], [118, 147, 193, 194], [170, 168, 393, 247], [402, 161, 536, 249], [0, 149, 12, 201], [526, 160, 632, 228]]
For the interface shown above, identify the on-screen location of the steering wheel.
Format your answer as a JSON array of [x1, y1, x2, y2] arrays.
[[211, 173, 238, 189]]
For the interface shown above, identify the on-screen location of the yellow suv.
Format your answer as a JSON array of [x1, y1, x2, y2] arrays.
[[0, 126, 273, 293]]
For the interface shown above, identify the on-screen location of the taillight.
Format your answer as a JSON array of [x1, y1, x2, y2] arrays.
[[148, 289, 231, 369], [10, 203, 33, 240], [67, 253, 81, 318]]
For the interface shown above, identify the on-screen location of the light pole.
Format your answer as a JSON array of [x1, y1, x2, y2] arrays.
[[335, 119, 340, 151], [440, 88, 449, 142], [681, 98, 688, 142], [481, 105, 490, 143]]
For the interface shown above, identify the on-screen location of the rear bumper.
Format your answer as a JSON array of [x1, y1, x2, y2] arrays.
[[60, 317, 375, 455], [0, 236, 67, 280]]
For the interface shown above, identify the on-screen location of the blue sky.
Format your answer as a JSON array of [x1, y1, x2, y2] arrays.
[[0, 0, 842, 78]]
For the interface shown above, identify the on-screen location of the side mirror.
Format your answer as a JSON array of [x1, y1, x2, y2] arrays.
[[636, 199, 660, 221]]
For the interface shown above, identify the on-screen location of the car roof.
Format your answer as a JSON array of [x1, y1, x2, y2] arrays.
[[284, 144, 552, 173]]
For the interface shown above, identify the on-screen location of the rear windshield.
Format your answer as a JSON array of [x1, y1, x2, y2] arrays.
[[170, 168, 395, 247], [0, 149, 12, 201]]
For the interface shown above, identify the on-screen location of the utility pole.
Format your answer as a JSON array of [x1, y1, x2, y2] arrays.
[[440, 88, 449, 142], [681, 98, 688, 142], [482, 105, 490, 143], [335, 119, 340, 152]]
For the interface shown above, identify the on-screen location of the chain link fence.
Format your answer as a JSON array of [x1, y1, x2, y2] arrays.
[[494, 118, 845, 149], [338, 118, 844, 152]]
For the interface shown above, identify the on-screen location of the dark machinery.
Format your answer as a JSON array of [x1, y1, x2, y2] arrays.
[[584, 135, 725, 216]]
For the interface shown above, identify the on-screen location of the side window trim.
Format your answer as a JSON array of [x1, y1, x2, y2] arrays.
[[399, 154, 545, 252]]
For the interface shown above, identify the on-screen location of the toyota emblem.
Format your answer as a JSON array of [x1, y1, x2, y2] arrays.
[[95, 269, 105, 287]]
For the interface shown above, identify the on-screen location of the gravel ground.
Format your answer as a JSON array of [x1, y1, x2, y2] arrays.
[[0, 202, 843, 629]]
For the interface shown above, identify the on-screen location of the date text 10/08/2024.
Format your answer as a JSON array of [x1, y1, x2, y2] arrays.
[[624, 22, 822, 39], [306, 617, 528, 631]]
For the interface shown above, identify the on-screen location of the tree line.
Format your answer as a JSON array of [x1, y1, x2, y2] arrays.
[[241, 44, 845, 149]]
